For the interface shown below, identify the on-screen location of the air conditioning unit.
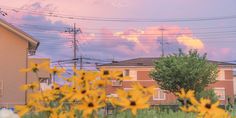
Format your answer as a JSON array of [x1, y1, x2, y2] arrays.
[[111, 80, 122, 86]]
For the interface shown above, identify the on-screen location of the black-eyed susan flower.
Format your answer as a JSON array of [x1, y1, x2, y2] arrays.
[[195, 98, 230, 118], [131, 82, 156, 96], [92, 80, 110, 89], [113, 89, 150, 116], [20, 62, 41, 73], [20, 82, 39, 91], [48, 66, 65, 78], [119, 95, 149, 115], [176, 88, 195, 99], [76, 95, 105, 118]]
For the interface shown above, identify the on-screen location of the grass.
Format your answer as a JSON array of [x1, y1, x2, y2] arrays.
[[21, 108, 196, 118], [105, 109, 196, 118], [21, 107, 236, 118]]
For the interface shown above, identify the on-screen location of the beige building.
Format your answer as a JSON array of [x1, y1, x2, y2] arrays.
[[0, 18, 39, 108], [99, 57, 236, 105]]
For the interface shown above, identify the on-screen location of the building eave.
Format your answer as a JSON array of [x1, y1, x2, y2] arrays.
[[0, 18, 40, 54]]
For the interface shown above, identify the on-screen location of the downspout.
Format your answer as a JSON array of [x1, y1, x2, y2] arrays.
[[25, 47, 28, 105]]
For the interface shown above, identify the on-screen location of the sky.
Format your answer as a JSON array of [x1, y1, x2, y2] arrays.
[[0, 0, 236, 65]]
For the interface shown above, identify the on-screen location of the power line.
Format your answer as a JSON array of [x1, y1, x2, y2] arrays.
[[2, 6, 236, 22], [8, 21, 236, 31]]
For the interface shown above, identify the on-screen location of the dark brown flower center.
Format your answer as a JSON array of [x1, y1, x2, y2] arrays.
[[98, 84, 103, 87], [55, 87, 60, 90], [130, 101, 136, 106], [178, 99, 184, 105], [103, 71, 109, 75], [205, 104, 211, 109], [29, 85, 35, 89], [53, 70, 57, 75], [81, 90, 86, 94], [118, 74, 123, 77], [88, 102, 94, 107], [81, 76, 84, 80], [127, 95, 132, 99], [72, 87, 77, 92], [32, 68, 39, 72]]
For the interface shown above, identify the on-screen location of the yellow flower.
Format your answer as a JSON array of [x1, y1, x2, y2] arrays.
[[120, 95, 149, 115], [29, 90, 56, 102], [60, 82, 92, 102], [203, 108, 230, 118], [99, 68, 123, 80], [131, 82, 156, 96], [20, 62, 41, 73], [76, 95, 105, 118], [15, 100, 36, 117], [92, 80, 110, 89], [73, 69, 97, 79], [176, 88, 195, 99], [180, 105, 197, 113], [113, 89, 150, 116], [48, 66, 65, 77], [20, 82, 39, 91], [197, 98, 229, 118]]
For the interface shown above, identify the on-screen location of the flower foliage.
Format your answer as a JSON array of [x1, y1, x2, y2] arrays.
[[16, 62, 152, 118], [15, 62, 233, 118], [176, 89, 230, 118]]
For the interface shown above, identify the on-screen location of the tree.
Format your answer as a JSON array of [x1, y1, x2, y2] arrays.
[[150, 49, 218, 94]]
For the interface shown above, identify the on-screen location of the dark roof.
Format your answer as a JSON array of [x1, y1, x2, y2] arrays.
[[99, 57, 236, 67]]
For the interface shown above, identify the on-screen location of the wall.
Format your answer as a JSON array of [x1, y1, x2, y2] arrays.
[[0, 25, 28, 108]]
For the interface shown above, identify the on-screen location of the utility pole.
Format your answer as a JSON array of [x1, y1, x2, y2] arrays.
[[160, 28, 165, 57], [65, 23, 81, 72]]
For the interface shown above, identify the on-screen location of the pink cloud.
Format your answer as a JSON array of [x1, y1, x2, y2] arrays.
[[177, 35, 204, 50], [220, 48, 231, 55], [109, 25, 201, 54]]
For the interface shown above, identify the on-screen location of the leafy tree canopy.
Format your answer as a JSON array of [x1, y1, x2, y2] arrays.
[[150, 49, 218, 94]]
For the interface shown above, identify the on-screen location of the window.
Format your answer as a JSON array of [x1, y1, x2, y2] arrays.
[[214, 88, 225, 100], [123, 70, 137, 80], [111, 80, 122, 86], [153, 88, 166, 100], [124, 69, 130, 76], [39, 77, 52, 84], [0, 80, 3, 97], [217, 69, 225, 80], [39, 77, 52, 90]]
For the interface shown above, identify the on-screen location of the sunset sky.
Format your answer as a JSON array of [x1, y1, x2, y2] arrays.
[[0, 0, 236, 63]]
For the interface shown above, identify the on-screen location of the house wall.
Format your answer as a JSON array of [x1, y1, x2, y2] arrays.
[[102, 66, 234, 105], [0, 25, 28, 108], [233, 69, 236, 96]]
